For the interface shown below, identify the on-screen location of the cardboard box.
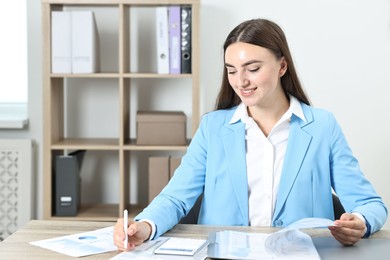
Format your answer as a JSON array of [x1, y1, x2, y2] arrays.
[[169, 156, 182, 179], [136, 111, 186, 145], [148, 157, 170, 203]]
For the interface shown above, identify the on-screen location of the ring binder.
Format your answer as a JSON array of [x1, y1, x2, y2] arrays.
[[181, 7, 192, 74]]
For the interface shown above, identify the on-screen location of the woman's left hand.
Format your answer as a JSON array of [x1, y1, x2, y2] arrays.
[[328, 213, 366, 246]]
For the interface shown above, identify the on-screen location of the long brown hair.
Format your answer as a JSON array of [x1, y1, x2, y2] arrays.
[[215, 19, 310, 110]]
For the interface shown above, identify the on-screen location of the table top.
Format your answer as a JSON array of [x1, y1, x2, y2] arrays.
[[1, 220, 390, 259]]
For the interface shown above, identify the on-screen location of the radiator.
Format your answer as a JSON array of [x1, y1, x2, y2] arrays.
[[0, 139, 32, 241]]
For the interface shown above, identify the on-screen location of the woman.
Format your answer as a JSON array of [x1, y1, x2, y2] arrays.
[[113, 18, 387, 249]]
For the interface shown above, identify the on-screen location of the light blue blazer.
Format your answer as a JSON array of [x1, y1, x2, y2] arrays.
[[136, 103, 387, 238]]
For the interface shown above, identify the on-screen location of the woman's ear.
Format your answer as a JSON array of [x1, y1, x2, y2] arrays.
[[279, 57, 288, 77]]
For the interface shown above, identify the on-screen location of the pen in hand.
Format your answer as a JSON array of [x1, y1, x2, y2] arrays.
[[123, 209, 128, 250]]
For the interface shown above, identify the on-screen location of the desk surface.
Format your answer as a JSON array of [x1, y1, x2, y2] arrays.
[[1, 220, 390, 259]]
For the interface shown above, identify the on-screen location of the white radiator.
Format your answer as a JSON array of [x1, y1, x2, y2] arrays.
[[0, 139, 33, 241]]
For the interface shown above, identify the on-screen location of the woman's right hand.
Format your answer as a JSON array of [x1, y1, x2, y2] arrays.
[[113, 218, 152, 251]]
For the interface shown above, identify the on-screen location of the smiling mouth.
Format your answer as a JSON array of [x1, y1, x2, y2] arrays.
[[241, 87, 257, 95]]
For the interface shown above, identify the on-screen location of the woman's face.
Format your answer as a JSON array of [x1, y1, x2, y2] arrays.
[[225, 42, 287, 109]]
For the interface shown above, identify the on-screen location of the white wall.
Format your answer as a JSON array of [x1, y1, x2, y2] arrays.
[[8, 0, 389, 228]]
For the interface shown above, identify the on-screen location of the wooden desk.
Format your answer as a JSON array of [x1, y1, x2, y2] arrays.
[[1, 220, 390, 259]]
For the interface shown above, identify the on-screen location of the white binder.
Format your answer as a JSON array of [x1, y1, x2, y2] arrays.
[[71, 11, 99, 73], [155, 7, 169, 74], [51, 11, 72, 73]]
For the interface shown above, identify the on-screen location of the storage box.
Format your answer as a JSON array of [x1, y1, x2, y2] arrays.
[[54, 150, 86, 216], [136, 111, 186, 145], [148, 156, 182, 203], [169, 156, 182, 178], [148, 157, 170, 203]]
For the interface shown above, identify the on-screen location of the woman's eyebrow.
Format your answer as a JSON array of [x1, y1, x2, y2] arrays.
[[225, 60, 262, 68], [241, 60, 262, 67]]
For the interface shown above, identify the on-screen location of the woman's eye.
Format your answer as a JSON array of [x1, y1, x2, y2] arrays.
[[248, 67, 260, 72], [227, 70, 236, 75]]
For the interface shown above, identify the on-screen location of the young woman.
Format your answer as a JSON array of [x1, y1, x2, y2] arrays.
[[113, 18, 387, 249]]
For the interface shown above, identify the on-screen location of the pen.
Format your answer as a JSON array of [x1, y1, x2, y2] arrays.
[[123, 209, 128, 249]]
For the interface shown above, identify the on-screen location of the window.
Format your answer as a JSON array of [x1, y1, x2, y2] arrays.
[[0, 1, 28, 128]]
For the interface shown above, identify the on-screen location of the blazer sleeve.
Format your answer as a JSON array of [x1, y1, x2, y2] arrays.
[[328, 112, 387, 235]]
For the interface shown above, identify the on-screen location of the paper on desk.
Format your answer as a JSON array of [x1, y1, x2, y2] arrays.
[[209, 229, 319, 259], [29, 226, 117, 257], [208, 218, 335, 260], [283, 217, 335, 230], [110, 237, 207, 260], [110, 218, 335, 260]]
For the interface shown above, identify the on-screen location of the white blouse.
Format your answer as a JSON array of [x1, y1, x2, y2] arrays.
[[229, 96, 306, 226]]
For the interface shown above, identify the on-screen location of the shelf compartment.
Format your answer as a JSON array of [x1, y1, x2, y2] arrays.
[[124, 77, 193, 142], [53, 4, 120, 74], [126, 5, 196, 75], [64, 78, 120, 140]]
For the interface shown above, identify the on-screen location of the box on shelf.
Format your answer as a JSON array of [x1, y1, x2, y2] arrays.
[[148, 156, 182, 203], [136, 111, 186, 145], [169, 156, 182, 178], [148, 157, 170, 203]]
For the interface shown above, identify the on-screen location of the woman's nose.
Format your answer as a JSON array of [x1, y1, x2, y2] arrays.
[[237, 72, 249, 88]]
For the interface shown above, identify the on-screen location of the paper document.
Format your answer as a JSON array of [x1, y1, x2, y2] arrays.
[[208, 217, 335, 260], [154, 237, 208, 256], [208, 229, 319, 259], [29, 226, 117, 257], [284, 217, 335, 230], [110, 237, 207, 260]]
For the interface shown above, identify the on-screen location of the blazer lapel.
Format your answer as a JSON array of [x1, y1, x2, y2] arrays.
[[221, 117, 249, 224], [273, 110, 313, 220]]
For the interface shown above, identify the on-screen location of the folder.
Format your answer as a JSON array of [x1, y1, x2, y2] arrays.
[[180, 7, 192, 74], [51, 11, 72, 73], [168, 6, 181, 74], [71, 11, 99, 73], [156, 7, 170, 74], [54, 150, 86, 216]]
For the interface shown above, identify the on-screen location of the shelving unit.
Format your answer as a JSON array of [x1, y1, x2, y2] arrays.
[[42, 0, 200, 220]]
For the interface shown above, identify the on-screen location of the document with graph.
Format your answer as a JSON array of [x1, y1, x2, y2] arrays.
[[29, 226, 116, 257]]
